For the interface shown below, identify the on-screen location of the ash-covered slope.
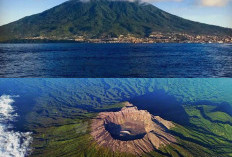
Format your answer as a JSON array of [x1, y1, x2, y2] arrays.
[[0, 0, 232, 41], [91, 102, 176, 156]]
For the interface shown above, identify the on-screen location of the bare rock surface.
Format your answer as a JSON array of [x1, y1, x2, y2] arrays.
[[91, 102, 176, 156]]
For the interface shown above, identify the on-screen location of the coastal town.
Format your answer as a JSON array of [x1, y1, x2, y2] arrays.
[[24, 32, 232, 43]]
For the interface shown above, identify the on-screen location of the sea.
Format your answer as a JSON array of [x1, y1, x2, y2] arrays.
[[0, 95, 32, 157], [0, 43, 231, 78]]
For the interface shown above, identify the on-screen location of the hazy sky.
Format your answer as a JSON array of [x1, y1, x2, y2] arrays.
[[0, 0, 231, 28]]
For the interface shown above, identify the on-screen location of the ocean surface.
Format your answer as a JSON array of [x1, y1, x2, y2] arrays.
[[0, 43, 231, 77], [0, 95, 32, 157]]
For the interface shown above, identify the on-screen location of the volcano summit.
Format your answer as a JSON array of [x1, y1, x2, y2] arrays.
[[91, 102, 176, 156]]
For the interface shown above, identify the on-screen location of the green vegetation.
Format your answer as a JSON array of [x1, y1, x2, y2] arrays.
[[0, 78, 231, 156], [29, 103, 232, 157], [0, 0, 232, 42], [170, 105, 232, 157]]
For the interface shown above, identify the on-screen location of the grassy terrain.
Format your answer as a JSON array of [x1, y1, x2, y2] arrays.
[[1, 0, 232, 41], [28, 103, 232, 157], [0, 78, 231, 156], [30, 103, 135, 157]]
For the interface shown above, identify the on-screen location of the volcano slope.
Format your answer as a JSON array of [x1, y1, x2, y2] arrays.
[[1, 79, 231, 157], [0, 0, 232, 41], [91, 102, 176, 155]]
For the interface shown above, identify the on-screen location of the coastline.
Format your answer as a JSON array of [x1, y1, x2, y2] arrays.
[[1, 39, 232, 44]]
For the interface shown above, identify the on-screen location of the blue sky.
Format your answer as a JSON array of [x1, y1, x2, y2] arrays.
[[0, 0, 231, 28]]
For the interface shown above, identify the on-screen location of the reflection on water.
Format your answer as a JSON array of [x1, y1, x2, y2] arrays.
[[0, 43, 232, 77]]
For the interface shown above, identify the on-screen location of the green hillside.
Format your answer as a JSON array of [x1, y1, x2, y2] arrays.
[[0, 79, 232, 157], [0, 0, 232, 41], [27, 104, 232, 157]]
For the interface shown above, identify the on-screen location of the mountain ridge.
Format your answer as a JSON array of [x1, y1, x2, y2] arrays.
[[0, 0, 232, 42], [91, 102, 176, 156]]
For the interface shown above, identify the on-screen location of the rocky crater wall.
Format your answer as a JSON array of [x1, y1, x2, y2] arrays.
[[91, 102, 176, 155]]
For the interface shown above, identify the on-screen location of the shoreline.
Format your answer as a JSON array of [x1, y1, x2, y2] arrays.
[[0, 40, 232, 44]]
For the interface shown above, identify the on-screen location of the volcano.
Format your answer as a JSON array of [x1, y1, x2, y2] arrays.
[[90, 102, 176, 156], [0, 0, 232, 42]]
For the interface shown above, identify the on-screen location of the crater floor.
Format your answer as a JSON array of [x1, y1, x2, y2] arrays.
[[91, 102, 176, 155]]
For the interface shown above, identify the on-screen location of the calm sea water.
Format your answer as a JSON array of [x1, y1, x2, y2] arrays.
[[0, 43, 231, 77]]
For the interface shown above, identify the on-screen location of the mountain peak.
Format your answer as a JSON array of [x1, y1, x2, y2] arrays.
[[91, 102, 176, 155], [0, 0, 231, 42]]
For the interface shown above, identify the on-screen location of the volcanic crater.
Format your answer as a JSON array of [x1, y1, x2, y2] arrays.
[[91, 102, 176, 155]]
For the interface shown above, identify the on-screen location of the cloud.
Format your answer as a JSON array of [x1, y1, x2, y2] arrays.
[[147, 0, 231, 6], [198, 0, 231, 7], [145, 0, 182, 1], [140, 0, 231, 7], [79, 0, 183, 3], [81, 0, 230, 7], [142, 0, 183, 3], [123, 0, 231, 7], [133, 0, 183, 2], [0, 95, 33, 157]]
